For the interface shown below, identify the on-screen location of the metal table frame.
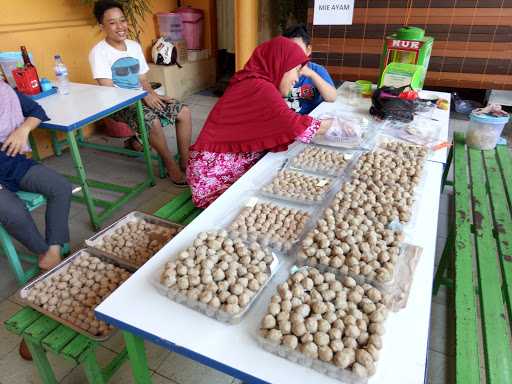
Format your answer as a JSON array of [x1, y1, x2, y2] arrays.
[[34, 84, 155, 230]]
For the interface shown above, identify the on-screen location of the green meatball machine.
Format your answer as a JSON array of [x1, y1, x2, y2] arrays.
[[379, 26, 434, 90]]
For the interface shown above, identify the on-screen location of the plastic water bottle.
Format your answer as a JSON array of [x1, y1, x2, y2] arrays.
[[54, 54, 70, 95]]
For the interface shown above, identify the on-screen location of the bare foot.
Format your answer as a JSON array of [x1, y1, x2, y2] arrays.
[[39, 245, 61, 270], [179, 158, 188, 173], [165, 160, 187, 184]]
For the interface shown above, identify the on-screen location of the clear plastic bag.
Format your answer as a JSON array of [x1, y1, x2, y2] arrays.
[[287, 143, 360, 177], [380, 118, 442, 147], [260, 169, 336, 205], [313, 113, 371, 149], [220, 195, 320, 253]]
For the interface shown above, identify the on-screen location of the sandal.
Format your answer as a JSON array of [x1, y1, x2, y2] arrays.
[[170, 179, 188, 188], [19, 340, 32, 361], [124, 136, 143, 152]]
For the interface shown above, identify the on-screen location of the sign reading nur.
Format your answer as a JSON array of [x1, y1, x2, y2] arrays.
[[313, 0, 355, 25]]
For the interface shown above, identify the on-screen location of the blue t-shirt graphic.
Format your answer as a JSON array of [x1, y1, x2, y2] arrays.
[[111, 57, 141, 89], [290, 62, 335, 115]]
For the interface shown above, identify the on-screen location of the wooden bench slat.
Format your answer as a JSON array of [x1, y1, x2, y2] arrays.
[[469, 147, 512, 384], [183, 208, 203, 225], [483, 150, 512, 326], [167, 200, 199, 223], [154, 189, 192, 219], [42, 324, 79, 355], [496, 146, 512, 209], [61, 334, 95, 362], [453, 132, 481, 384], [4, 307, 42, 335], [24, 316, 61, 342]]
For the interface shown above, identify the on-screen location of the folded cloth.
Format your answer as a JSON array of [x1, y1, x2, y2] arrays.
[[472, 104, 509, 117]]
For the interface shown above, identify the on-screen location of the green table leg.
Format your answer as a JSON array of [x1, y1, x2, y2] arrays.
[[82, 346, 107, 384], [135, 100, 156, 187], [441, 144, 453, 193], [433, 227, 454, 295], [77, 128, 85, 142], [24, 337, 58, 384], [50, 131, 62, 157], [66, 131, 101, 230], [28, 132, 40, 161], [122, 331, 152, 384]]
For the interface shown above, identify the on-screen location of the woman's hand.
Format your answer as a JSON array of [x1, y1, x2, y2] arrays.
[[143, 92, 166, 110], [1, 124, 31, 157], [317, 118, 333, 135]]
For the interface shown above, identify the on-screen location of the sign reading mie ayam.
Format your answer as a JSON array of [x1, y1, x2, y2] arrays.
[[313, 0, 354, 25]]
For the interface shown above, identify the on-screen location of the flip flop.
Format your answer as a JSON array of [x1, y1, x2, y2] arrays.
[[170, 179, 188, 188], [124, 136, 143, 152], [19, 340, 32, 361]]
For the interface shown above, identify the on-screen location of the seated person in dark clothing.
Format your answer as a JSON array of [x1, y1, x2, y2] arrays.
[[283, 24, 337, 114], [0, 79, 72, 271]]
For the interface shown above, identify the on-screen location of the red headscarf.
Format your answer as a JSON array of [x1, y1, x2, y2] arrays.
[[191, 36, 313, 153]]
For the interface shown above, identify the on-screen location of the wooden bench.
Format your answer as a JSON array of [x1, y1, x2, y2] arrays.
[[4, 188, 202, 384], [433, 132, 512, 384], [153, 188, 202, 224]]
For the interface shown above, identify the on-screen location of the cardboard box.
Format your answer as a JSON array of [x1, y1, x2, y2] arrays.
[[147, 58, 216, 101], [187, 49, 209, 62], [173, 39, 188, 64]]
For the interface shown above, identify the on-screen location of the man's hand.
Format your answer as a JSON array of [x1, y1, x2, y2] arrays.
[[143, 93, 166, 110], [159, 95, 178, 104], [299, 65, 315, 78], [1, 125, 30, 157]]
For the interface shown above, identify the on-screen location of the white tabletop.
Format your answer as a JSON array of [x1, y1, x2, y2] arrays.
[[36, 83, 147, 131], [488, 89, 512, 107], [96, 142, 443, 383], [310, 82, 451, 164]]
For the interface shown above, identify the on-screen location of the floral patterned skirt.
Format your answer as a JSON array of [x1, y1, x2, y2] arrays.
[[186, 150, 264, 208]]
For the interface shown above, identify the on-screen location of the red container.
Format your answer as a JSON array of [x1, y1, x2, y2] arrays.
[[12, 66, 41, 95], [176, 7, 203, 50]]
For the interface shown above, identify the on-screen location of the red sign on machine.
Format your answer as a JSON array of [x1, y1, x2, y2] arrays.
[[384, 39, 424, 67], [390, 39, 423, 50]]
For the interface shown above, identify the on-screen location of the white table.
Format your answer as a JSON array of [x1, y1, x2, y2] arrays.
[[311, 82, 451, 165], [37, 83, 147, 131], [34, 83, 154, 230], [487, 89, 512, 107], [96, 129, 443, 382]]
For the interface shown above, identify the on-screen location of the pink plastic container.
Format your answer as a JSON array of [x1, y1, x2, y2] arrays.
[[176, 7, 203, 50], [156, 13, 183, 41]]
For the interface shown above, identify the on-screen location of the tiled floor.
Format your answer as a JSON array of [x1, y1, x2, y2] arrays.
[[0, 93, 464, 383]]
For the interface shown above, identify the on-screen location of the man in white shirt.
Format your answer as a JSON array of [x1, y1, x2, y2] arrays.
[[89, 0, 191, 185]]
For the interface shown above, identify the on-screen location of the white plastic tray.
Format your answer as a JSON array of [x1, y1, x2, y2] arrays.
[[221, 194, 321, 253], [153, 232, 282, 324]]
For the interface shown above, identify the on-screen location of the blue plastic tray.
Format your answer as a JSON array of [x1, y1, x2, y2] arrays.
[[29, 86, 58, 100]]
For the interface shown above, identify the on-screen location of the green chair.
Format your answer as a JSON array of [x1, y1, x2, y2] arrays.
[[0, 191, 69, 285]]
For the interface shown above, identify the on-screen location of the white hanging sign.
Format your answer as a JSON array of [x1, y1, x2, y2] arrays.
[[313, 0, 355, 25]]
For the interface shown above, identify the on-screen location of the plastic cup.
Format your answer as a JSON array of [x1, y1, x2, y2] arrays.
[[356, 80, 373, 98]]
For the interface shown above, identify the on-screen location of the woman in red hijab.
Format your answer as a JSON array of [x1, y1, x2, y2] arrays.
[[186, 36, 331, 208]]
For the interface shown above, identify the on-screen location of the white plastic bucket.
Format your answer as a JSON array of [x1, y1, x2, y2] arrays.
[[156, 13, 183, 41]]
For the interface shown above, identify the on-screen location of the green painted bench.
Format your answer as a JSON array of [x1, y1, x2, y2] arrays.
[[433, 132, 512, 384], [4, 188, 202, 384]]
